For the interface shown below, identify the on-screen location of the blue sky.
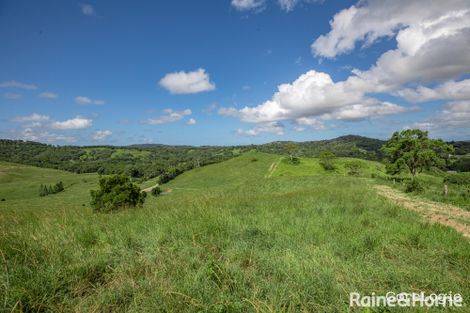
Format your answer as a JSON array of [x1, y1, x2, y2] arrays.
[[1, 0, 469, 146]]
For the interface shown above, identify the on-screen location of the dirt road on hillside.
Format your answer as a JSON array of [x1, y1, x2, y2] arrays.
[[265, 158, 281, 178], [375, 185, 470, 240], [142, 183, 159, 193]]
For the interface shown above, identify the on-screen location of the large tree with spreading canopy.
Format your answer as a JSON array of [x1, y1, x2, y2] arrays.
[[382, 129, 454, 177]]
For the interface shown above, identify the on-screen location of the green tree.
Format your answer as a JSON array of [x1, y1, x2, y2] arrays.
[[346, 160, 363, 176], [151, 186, 162, 196], [39, 184, 47, 197], [53, 181, 64, 193], [285, 142, 298, 162], [382, 129, 454, 177], [319, 150, 336, 171], [90, 174, 146, 212]]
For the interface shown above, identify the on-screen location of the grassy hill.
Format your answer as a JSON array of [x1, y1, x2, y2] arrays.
[[272, 156, 385, 178], [1, 136, 469, 182], [1, 153, 469, 312], [162, 151, 277, 191], [256, 135, 387, 160], [0, 161, 98, 202]]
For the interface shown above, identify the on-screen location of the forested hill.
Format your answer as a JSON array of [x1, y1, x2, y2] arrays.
[[256, 135, 387, 160], [0, 139, 242, 180], [1, 136, 469, 178]]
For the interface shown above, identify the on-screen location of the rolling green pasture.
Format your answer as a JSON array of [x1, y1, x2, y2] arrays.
[[273, 156, 470, 211], [0, 153, 469, 312], [273, 156, 385, 178], [0, 162, 98, 203]]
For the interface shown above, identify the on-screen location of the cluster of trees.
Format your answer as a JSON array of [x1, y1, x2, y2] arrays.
[[39, 181, 64, 197], [1, 135, 468, 182], [451, 156, 470, 172], [0, 140, 244, 181], [90, 175, 146, 212], [157, 165, 191, 185], [254, 135, 469, 169], [257, 135, 387, 160], [90, 175, 167, 213]]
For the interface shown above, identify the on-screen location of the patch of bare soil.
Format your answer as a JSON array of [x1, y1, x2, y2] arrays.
[[375, 185, 470, 240], [142, 183, 159, 193], [265, 158, 281, 178]]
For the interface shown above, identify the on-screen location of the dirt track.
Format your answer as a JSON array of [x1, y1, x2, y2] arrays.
[[142, 183, 159, 193], [265, 158, 281, 178], [375, 185, 470, 240]]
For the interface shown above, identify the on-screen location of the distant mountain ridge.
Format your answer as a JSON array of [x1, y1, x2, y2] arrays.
[[2, 135, 470, 157]]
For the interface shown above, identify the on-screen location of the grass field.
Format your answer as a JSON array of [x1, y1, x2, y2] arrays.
[[272, 156, 385, 178], [0, 152, 469, 312]]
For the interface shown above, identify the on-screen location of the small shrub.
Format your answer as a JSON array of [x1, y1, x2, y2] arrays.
[[1, 198, 5, 201], [39, 181, 65, 197], [319, 150, 336, 171], [346, 161, 363, 176], [405, 179, 424, 193], [286, 157, 300, 165], [250, 157, 258, 162], [320, 161, 335, 171], [387, 175, 410, 183], [90, 174, 146, 212], [443, 173, 470, 185], [151, 186, 162, 196], [53, 181, 64, 193]]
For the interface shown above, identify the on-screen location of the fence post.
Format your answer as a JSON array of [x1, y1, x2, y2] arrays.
[[443, 184, 448, 196]]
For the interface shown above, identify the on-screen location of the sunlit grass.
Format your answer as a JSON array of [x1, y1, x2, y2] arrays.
[[0, 153, 469, 312]]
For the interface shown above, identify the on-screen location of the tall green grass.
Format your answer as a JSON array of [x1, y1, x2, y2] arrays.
[[0, 153, 469, 312], [273, 156, 385, 178]]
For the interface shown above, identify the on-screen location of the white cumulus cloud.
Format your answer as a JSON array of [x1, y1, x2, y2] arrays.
[[278, 0, 299, 11], [20, 128, 77, 143], [294, 117, 326, 131], [236, 122, 285, 136], [13, 113, 50, 123], [80, 3, 95, 16], [144, 109, 192, 125], [92, 130, 112, 140], [231, 0, 266, 11], [75, 96, 105, 105], [395, 79, 470, 102], [187, 118, 197, 125], [219, 70, 411, 124], [159, 69, 216, 94], [312, 0, 470, 92], [409, 101, 470, 131], [39, 92, 58, 99], [51, 117, 93, 129], [222, 0, 470, 137], [0, 80, 37, 90]]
